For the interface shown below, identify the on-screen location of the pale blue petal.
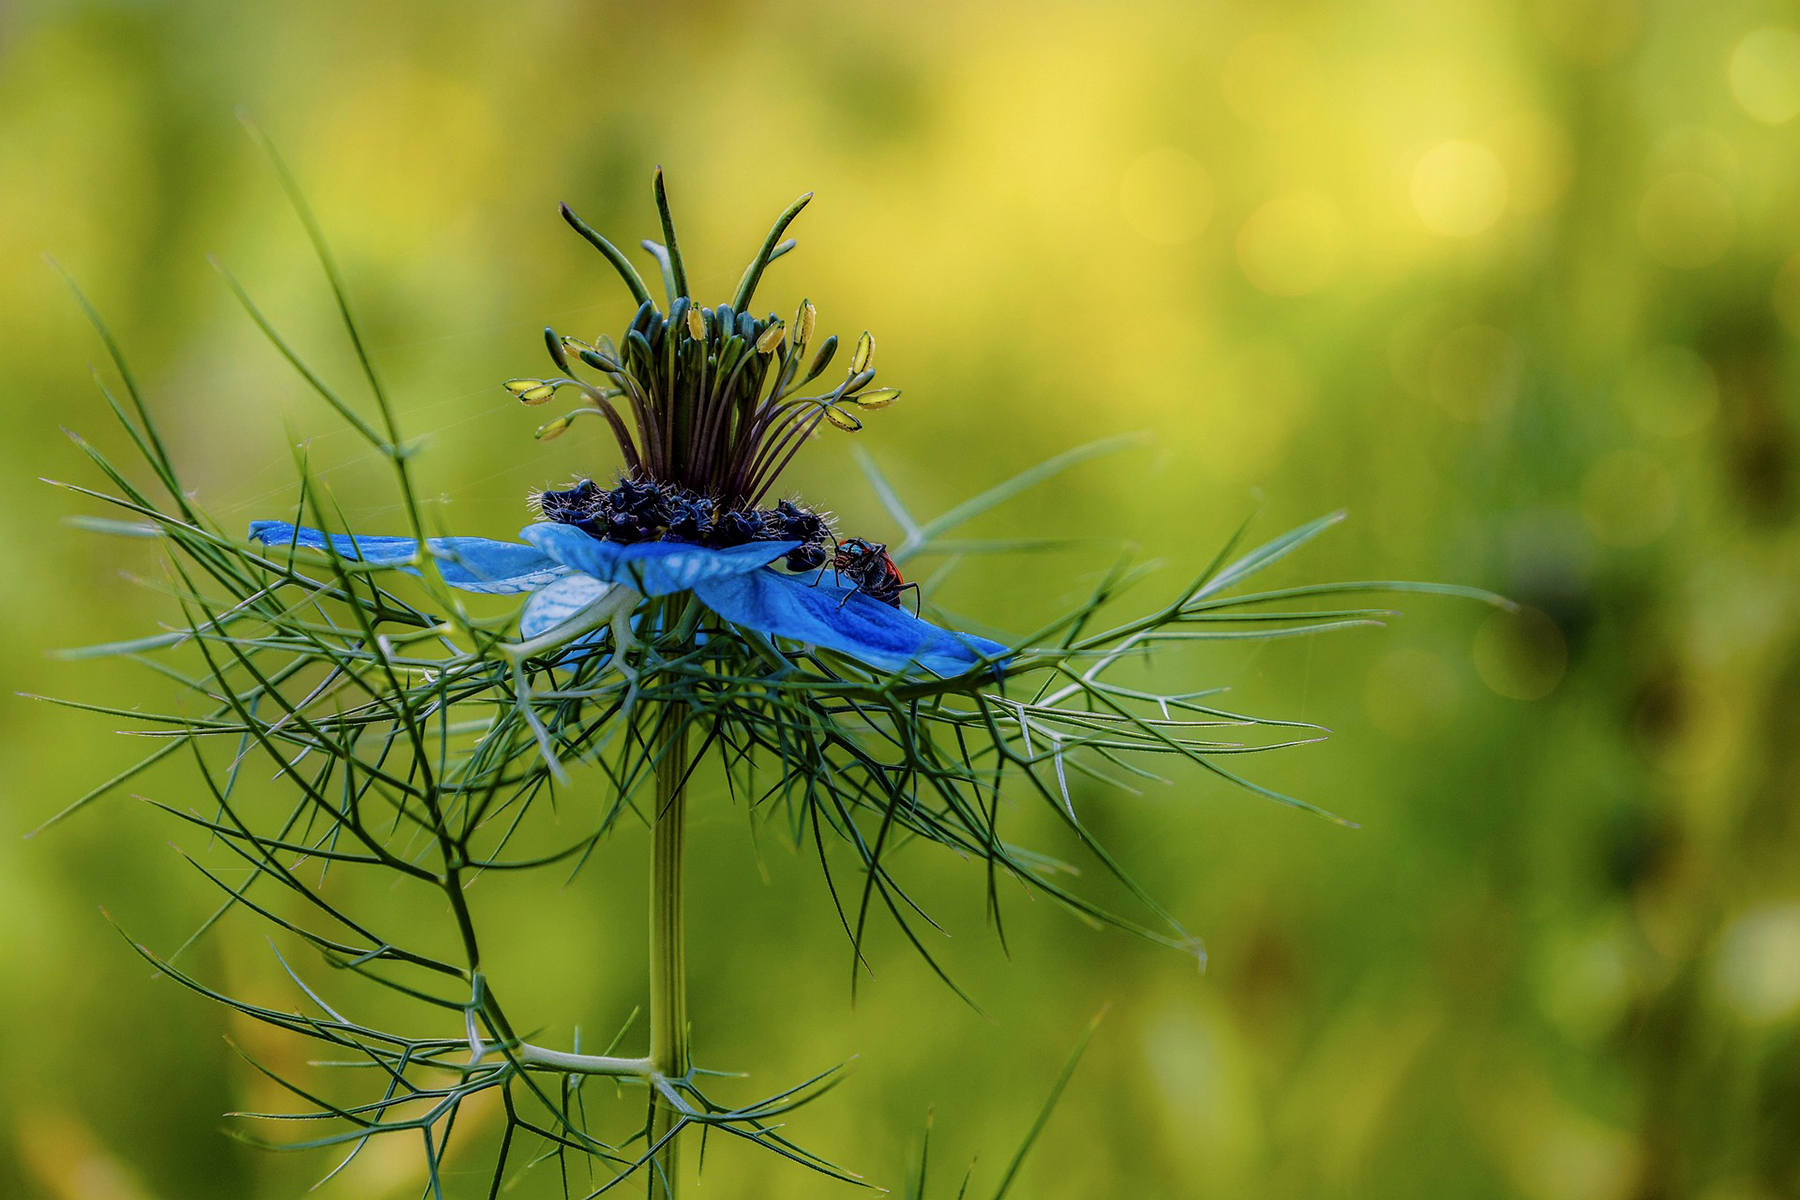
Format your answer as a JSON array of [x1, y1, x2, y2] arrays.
[[693, 570, 1009, 676], [248, 521, 567, 595], [520, 574, 615, 638], [521, 523, 798, 597]]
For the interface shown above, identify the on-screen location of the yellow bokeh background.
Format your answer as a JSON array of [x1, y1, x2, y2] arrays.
[[4, 1, 1800, 1197]]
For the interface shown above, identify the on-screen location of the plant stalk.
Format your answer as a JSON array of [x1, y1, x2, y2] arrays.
[[648, 709, 691, 1196]]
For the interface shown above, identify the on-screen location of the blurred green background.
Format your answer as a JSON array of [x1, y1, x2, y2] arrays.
[[5, 0, 1800, 1197]]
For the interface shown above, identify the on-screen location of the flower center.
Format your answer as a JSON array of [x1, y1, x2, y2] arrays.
[[536, 478, 831, 573]]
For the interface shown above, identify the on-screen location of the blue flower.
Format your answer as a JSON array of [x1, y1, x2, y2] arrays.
[[248, 520, 1007, 677]]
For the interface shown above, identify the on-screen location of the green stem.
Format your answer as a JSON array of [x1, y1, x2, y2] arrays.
[[514, 1044, 654, 1077], [648, 709, 691, 1196]]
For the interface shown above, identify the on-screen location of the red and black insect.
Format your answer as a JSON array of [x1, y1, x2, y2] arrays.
[[832, 537, 919, 614]]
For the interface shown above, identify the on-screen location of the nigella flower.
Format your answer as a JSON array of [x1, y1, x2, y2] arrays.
[[55, 157, 1502, 1200], [248, 172, 1004, 679], [247, 513, 1004, 677]]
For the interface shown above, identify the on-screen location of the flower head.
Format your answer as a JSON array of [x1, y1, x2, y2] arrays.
[[246, 518, 1005, 677], [247, 173, 1002, 676]]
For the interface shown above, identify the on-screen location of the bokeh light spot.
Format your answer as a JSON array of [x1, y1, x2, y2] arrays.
[[1581, 449, 1678, 547], [1143, 1003, 1250, 1169], [1411, 141, 1509, 237], [1535, 930, 1632, 1044], [1236, 192, 1342, 295], [1364, 648, 1461, 739], [1618, 346, 1718, 438], [1715, 903, 1800, 1022], [1729, 28, 1800, 124], [1220, 32, 1320, 132], [1427, 324, 1521, 420], [1120, 148, 1215, 244], [1637, 172, 1736, 269], [1473, 606, 1567, 701]]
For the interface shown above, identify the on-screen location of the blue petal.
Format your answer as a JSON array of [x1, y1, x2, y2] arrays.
[[693, 569, 1009, 676], [521, 523, 798, 597], [519, 574, 615, 638], [248, 521, 567, 595]]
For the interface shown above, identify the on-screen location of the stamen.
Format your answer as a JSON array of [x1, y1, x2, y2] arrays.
[[529, 172, 896, 511]]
